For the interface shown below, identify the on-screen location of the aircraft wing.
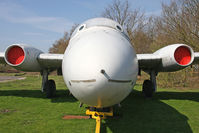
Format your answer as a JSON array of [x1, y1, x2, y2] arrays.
[[137, 54, 162, 71], [193, 52, 199, 64], [37, 53, 63, 69], [0, 52, 5, 64], [0, 51, 63, 71], [137, 45, 199, 72], [137, 52, 199, 71]]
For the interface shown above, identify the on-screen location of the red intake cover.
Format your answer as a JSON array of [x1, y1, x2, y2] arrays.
[[7, 46, 25, 65], [174, 46, 191, 65]]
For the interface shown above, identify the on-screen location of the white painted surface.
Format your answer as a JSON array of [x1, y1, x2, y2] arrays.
[[4, 44, 43, 72], [138, 44, 195, 72], [62, 18, 138, 107], [154, 44, 194, 72]]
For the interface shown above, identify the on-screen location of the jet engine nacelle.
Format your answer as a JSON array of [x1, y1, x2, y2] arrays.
[[4, 44, 43, 72], [154, 44, 194, 72]]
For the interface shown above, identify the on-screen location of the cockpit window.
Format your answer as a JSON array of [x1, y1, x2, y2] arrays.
[[71, 18, 129, 40], [79, 25, 85, 31], [116, 25, 122, 31]]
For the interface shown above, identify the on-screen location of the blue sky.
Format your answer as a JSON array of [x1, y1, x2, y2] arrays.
[[0, 0, 169, 52]]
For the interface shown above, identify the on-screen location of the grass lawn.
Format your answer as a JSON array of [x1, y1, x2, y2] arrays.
[[0, 74, 199, 133]]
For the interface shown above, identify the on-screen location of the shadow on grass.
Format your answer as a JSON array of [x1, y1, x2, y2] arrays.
[[101, 90, 197, 133], [0, 89, 77, 103], [0, 89, 198, 132], [155, 91, 199, 102]]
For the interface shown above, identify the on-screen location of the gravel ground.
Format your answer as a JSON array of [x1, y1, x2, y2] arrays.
[[0, 76, 26, 82]]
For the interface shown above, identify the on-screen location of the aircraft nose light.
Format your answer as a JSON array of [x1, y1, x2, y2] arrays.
[[174, 46, 191, 65], [6, 46, 25, 65]]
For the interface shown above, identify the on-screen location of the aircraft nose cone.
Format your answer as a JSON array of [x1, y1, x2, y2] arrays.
[[62, 27, 138, 107]]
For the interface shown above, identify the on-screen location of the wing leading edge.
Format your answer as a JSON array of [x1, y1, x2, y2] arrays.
[[137, 54, 162, 71], [0, 51, 63, 71], [0, 44, 64, 72], [37, 53, 63, 70], [137, 44, 199, 72], [193, 52, 199, 64], [0, 52, 5, 64]]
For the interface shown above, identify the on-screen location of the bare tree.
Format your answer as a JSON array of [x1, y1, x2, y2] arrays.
[[102, 0, 146, 31], [102, 0, 131, 27], [49, 32, 70, 54], [49, 24, 78, 54], [102, 0, 153, 53], [181, 0, 199, 50], [154, 0, 199, 50]]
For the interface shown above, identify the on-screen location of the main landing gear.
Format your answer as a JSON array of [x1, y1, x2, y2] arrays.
[[41, 69, 56, 98], [86, 107, 113, 133], [142, 70, 157, 97]]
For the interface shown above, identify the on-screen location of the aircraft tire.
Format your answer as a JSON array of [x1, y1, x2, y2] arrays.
[[44, 79, 56, 98], [142, 80, 154, 97]]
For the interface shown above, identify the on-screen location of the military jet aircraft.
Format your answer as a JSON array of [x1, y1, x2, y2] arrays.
[[0, 17, 198, 133]]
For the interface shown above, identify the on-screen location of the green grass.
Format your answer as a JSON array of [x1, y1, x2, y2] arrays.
[[0, 74, 199, 133]]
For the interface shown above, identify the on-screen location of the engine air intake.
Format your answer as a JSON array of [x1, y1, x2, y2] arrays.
[[174, 46, 191, 65], [7, 46, 25, 65]]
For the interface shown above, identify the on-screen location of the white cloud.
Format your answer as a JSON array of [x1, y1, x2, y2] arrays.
[[0, 2, 74, 33]]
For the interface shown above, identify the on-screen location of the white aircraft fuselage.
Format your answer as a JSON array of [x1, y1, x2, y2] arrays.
[[62, 18, 138, 108]]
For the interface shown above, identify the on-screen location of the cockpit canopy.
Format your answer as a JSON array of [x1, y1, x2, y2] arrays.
[[71, 18, 129, 39]]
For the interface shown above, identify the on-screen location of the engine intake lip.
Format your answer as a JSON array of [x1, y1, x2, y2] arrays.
[[174, 45, 194, 66], [5, 44, 26, 66]]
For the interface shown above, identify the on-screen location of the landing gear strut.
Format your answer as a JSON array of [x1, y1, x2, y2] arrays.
[[142, 70, 157, 97], [41, 69, 56, 98]]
